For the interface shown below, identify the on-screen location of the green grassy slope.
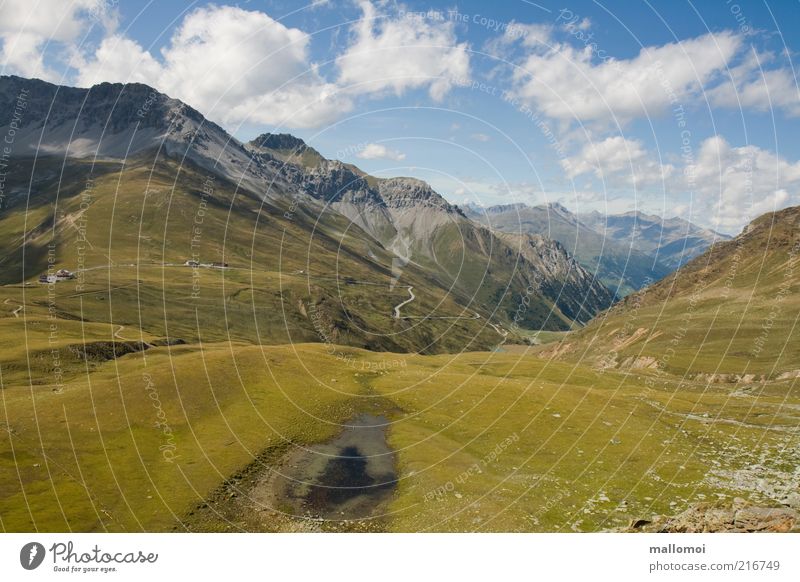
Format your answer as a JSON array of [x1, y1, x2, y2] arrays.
[[2, 333, 797, 532], [2, 206, 797, 532], [540, 205, 800, 378], [0, 154, 502, 354], [424, 222, 577, 331]]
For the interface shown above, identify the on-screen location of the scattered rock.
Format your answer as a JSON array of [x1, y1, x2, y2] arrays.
[[619, 356, 659, 370], [694, 373, 767, 384], [623, 501, 799, 533], [777, 369, 800, 381]]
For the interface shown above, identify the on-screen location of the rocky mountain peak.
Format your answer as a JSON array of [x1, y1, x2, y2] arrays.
[[0, 75, 251, 174], [543, 201, 577, 221], [483, 203, 528, 214], [300, 160, 374, 203], [249, 132, 308, 152], [377, 177, 464, 216]]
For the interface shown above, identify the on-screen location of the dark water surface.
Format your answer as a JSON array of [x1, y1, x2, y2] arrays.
[[275, 414, 397, 520]]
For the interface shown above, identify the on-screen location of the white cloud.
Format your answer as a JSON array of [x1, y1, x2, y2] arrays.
[[158, 6, 340, 126], [75, 5, 348, 129], [483, 21, 552, 62], [505, 22, 553, 48], [74, 34, 162, 86], [471, 133, 491, 142], [336, 1, 470, 101], [356, 143, 406, 161], [72, 2, 470, 129], [708, 50, 800, 117], [562, 135, 674, 187], [560, 134, 800, 232], [692, 136, 800, 230], [507, 31, 741, 125], [503, 23, 799, 124], [1, 0, 116, 81]]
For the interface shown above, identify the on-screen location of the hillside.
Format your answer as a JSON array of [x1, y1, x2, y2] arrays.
[[540, 205, 800, 378], [2, 333, 797, 532], [247, 134, 614, 328], [0, 75, 614, 356], [0, 153, 520, 354]]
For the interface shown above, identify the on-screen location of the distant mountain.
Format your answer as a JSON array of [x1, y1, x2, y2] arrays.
[[579, 210, 731, 269], [465, 202, 672, 296], [541, 205, 800, 378], [0, 75, 614, 351]]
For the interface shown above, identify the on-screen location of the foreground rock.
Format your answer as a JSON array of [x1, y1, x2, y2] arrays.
[[624, 500, 799, 533]]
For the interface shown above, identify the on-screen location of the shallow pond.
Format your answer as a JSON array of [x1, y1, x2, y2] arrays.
[[273, 414, 397, 520]]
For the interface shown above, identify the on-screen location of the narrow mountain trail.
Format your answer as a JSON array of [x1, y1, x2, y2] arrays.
[[399, 311, 482, 321], [487, 321, 508, 338], [393, 286, 415, 319]]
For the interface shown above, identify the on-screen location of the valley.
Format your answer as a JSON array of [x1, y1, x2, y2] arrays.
[[1, 75, 798, 534]]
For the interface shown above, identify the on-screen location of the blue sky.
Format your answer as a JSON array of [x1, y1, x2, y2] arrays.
[[2, 0, 799, 233]]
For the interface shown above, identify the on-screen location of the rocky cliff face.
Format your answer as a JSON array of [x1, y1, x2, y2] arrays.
[[378, 177, 463, 214], [251, 133, 308, 152], [496, 232, 615, 324]]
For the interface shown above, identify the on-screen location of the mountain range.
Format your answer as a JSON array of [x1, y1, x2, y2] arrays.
[[579, 209, 730, 269], [0, 75, 614, 353], [465, 202, 728, 296]]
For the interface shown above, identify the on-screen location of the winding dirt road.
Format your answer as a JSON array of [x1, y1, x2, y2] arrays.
[[392, 286, 415, 319]]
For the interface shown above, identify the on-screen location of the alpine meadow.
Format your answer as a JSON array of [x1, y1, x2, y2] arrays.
[[1, 0, 799, 548]]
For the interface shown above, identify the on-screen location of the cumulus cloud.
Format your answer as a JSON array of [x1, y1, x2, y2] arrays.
[[74, 34, 162, 86], [493, 21, 553, 50], [0, 0, 115, 81], [71, 2, 470, 129], [336, 1, 470, 101], [502, 21, 800, 125], [708, 50, 800, 117], [564, 134, 800, 232], [562, 135, 674, 187], [506, 30, 741, 125], [692, 136, 800, 230], [75, 5, 348, 128], [356, 143, 406, 161], [471, 133, 491, 142]]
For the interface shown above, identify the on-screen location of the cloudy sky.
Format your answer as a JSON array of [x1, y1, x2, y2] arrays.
[[1, 0, 799, 233]]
